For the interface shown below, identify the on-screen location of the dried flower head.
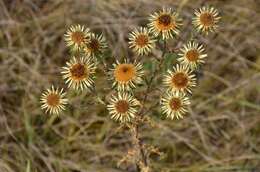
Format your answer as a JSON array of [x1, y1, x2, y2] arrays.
[[178, 41, 207, 69], [107, 92, 140, 123], [148, 8, 182, 40], [64, 24, 90, 51], [84, 33, 107, 57], [40, 86, 68, 114], [129, 27, 156, 56], [193, 6, 221, 34], [161, 91, 190, 119], [163, 64, 196, 94], [110, 60, 144, 91], [61, 56, 96, 91]]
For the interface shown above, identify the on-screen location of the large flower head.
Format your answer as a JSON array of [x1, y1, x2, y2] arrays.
[[148, 8, 182, 40], [129, 27, 156, 56], [163, 64, 196, 94], [193, 6, 221, 35], [64, 24, 90, 51], [161, 91, 190, 119], [61, 56, 96, 91], [110, 59, 144, 91], [84, 33, 107, 58], [178, 41, 207, 69], [107, 92, 140, 123], [40, 86, 68, 114]]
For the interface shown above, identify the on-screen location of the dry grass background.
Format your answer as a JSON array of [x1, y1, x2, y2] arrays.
[[0, 0, 260, 172]]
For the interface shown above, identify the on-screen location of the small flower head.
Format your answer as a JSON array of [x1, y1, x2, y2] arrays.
[[84, 33, 107, 58], [178, 41, 207, 69], [61, 56, 96, 91], [110, 60, 144, 91], [193, 6, 221, 35], [148, 8, 182, 40], [129, 27, 156, 56], [107, 92, 140, 123], [161, 91, 190, 119], [163, 64, 196, 94], [64, 24, 90, 51], [40, 86, 68, 114]]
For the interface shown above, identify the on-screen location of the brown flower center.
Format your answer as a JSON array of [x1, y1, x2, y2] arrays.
[[156, 14, 176, 31], [115, 100, 129, 113], [71, 31, 85, 44], [200, 13, 214, 27], [114, 64, 136, 82], [158, 14, 172, 26], [186, 49, 199, 62], [46, 93, 60, 106], [169, 98, 182, 111], [87, 39, 100, 52], [135, 34, 148, 47], [70, 63, 88, 80], [171, 72, 188, 89]]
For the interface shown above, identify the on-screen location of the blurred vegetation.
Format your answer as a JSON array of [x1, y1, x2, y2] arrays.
[[0, 0, 260, 172]]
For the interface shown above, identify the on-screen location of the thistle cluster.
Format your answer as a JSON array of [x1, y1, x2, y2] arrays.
[[40, 6, 220, 172], [40, 6, 220, 122]]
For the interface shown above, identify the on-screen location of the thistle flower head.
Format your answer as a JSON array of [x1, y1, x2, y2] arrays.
[[193, 6, 221, 35], [40, 86, 68, 114], [129, 27, 156, 56], [178, 41, 207, 69], [163, 64, 196, 94], [64, 24, 91, 51], [161, 91, 190, 119], [110, 59, 144, 91], [61, 56, 96, 91], [84, 33, 107, 58], [148, 8, 182, 40], [107, 92, 140, 123]]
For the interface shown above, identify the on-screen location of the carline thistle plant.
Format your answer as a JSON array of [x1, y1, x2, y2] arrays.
[[40, 6, 220, 172]]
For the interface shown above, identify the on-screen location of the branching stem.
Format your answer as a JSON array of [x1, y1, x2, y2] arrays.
[[133, 39, 167, 172]]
